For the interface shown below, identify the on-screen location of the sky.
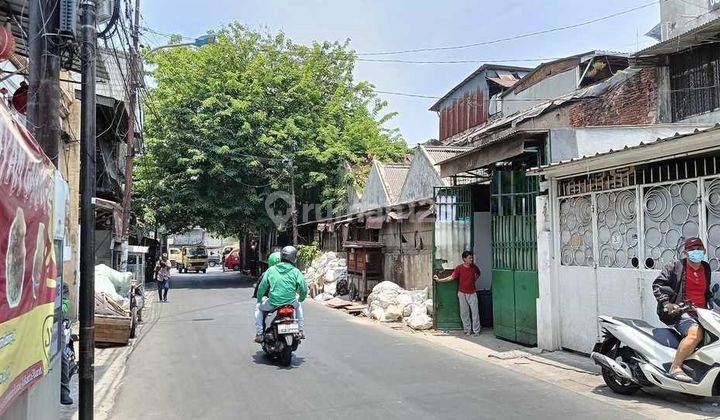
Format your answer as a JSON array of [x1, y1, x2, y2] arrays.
[[140, 0, 661, 145]]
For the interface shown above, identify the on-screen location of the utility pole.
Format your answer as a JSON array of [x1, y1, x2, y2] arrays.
[[120, 0, 141, 269], [79, 1, 97, 418], [289, 160, 298, 245], [27, 0, 61, 166]]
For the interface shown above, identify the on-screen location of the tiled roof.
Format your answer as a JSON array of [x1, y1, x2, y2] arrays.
[[380, 163, 410, 203]]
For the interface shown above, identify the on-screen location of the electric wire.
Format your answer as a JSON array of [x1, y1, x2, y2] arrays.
[[356, 0, 659, 56]]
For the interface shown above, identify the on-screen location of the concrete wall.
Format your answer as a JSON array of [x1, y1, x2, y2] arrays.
[[536, 191, 561, 351], [399, 149, 444, 203], [359, 163, 389, 211], [660, 0, 720, 41], [58, 74, 81, 321], [502, 68, 578, 116], [380, 220, 434, 290], [549, 125, 715, 163]]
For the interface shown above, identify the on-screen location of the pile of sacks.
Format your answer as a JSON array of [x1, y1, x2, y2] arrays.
[[303, 251, 348, 301], [365, 281, 434, 330], [94, 264, 138, 316]]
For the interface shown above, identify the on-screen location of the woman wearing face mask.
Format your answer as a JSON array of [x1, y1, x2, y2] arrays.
[[652, 237, 713, 382]]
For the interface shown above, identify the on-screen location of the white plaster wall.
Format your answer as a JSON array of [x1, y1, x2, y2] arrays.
[[572, 125, 713, 158], [660, 0, 720, 41], [502, 68, 578, 116], [536, 193, 562, 350]]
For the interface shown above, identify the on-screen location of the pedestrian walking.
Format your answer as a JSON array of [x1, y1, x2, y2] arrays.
[[155, 253, 171, 302], [434, 250, 481, 335]]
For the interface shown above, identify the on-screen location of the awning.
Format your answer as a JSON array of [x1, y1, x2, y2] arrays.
[[387, 210, 409, 221], [439, 136, 526, 178], [365, 216, 384, 230], [415, 206, 434, 221]]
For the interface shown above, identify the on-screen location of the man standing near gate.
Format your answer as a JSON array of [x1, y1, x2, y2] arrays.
[[434, 250, 481, 335]]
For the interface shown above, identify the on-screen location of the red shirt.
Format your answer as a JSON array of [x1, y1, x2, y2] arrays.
[[452, 263, 480, 294], [684, 264, 707, 308]]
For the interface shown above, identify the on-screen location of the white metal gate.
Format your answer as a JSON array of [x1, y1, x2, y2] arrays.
[[554, 168, 720, 352]]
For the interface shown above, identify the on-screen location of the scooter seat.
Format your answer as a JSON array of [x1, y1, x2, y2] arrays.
[[615, 317, 681, 349]]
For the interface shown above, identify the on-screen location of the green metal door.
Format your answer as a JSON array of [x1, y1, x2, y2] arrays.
[[491, 170, 539, 345], [433, 186, 472, 330]]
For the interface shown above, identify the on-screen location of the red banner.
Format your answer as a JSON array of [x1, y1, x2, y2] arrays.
[[0, 105, 57, 415]]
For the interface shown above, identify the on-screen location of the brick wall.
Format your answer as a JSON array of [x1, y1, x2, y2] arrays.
[[569, 67, 659, 127]]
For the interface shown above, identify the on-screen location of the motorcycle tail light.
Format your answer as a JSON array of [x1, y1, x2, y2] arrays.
[[277, 306, 294, 316]]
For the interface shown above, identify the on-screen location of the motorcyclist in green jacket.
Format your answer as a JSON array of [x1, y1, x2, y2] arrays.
[[254, 246, 307, 343]]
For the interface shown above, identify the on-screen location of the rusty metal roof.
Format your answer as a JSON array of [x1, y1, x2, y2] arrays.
[[429, 63, 532, 111]]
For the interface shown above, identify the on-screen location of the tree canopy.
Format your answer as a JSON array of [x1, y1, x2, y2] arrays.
[[134, 24, 407, 237]]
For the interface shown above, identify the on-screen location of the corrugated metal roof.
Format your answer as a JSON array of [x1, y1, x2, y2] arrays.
[[429, 63, 532, 111], [528, 124, 720, 175], [380, 163, 410, 203], [634, 16, 720, 58], [443, 67, 642, 148], [423, 146, 472, 164], [502, 50, 629, 97]]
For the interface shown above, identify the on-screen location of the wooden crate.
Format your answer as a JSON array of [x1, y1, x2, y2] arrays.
[[94, 315, 132, 345]]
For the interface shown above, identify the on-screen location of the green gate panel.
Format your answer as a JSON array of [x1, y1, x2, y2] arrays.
[[434, 279, 462, 330], [492, 269, 516, 341], [514, 271, 539, 346]]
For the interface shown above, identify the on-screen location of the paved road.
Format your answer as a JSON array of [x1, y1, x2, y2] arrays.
[[112, 270, 643, 420]]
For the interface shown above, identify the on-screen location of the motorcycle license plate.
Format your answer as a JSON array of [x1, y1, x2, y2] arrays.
[[277, 323, 299, 334]]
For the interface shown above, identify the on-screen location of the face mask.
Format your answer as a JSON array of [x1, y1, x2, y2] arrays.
[[688, 250, 705, 263]]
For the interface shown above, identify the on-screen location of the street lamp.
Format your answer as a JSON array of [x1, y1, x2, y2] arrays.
[[142, 34, 217, 57]]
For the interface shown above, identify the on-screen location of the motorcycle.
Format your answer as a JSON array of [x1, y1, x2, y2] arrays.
[[259, 305, 301, 366], [592, 297, 720, 396]]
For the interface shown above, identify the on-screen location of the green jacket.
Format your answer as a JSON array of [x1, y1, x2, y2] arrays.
[[256, 262, 308, 307]]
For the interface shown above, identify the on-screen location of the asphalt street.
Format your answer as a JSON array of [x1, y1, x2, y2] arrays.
[[111, 269, 643, 420]]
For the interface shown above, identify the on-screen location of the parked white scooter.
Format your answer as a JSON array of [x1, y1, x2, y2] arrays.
[[592, 294, 720, 397]]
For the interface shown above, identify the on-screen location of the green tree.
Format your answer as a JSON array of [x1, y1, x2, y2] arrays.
[[135, 24, 407, 237]]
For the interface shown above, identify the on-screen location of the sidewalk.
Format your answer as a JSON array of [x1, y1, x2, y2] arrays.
[[312, 300, 720, 419], [60, 290, 158, 420]]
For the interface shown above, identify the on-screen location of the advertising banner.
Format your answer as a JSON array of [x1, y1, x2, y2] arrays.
[[0, 107, 57, 414]]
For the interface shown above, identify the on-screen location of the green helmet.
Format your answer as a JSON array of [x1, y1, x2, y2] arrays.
[[267, 252, 281, 267]]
